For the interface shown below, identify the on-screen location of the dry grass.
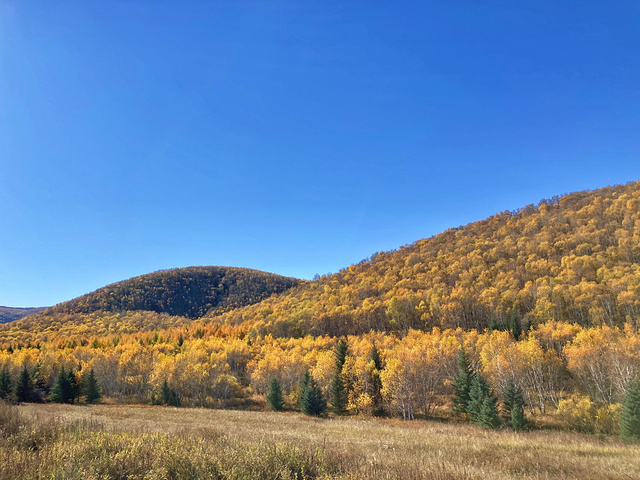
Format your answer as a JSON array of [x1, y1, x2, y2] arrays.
[[5, 403, 640, 479]]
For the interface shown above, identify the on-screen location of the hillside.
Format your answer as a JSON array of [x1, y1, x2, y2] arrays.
[[40, 266, 299, 319], [204, 181, 640, 337], [0, 267, 298, 342], [0, 307, 47, 324]]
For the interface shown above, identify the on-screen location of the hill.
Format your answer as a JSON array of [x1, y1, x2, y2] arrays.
[[0, 306, 47, 324], [204, 181, 640, 337], [40, 266, 299, 319]]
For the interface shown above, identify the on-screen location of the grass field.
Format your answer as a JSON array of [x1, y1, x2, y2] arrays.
[[2, 402, 639, 479]]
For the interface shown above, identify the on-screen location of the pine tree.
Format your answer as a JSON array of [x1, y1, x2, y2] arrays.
[[15, 365, 33, 403], [0, 366, 11, 399], [266, 378, 284, 411], [368, 345, 384, 416], [467, 372, 497, 426], [159, 378, 179, 406], [488, 317, 499, 333], [478, 395, 501, 429], [453, 348, 475, 414], [621, 380, 640, 442], [510, 313, 522, 341], [300, 373, 326, 417], [51, 366, 76, 403], [502, 379, 527, 430], [330, 371, 348, 415], [83, 368, 101, 404], [330, 338, 349, 415], [298, 370, 312, 410]]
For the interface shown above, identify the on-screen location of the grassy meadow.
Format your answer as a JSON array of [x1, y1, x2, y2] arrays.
[[0, 402, 638, 479]]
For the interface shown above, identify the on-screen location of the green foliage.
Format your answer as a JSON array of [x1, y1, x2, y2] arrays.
[[266, 378, 284, 411], [502, 380, 527, 430], [335, 338, 348, 370], [15, 365, 34, 403], [453, 349, 474, 414], [621, 380, 640, 442], [299, 371, 326, 417], [368, 345, 384, 415], [50, 366, 78, 404], [82, 368, 101, 404], [510, 314, 522, 341], [298, 370, 312, 411], [467, 372, 499, 429], [0, 366, 11, 399], [330, 372, 347, 415], [159, 379, 180, 407]]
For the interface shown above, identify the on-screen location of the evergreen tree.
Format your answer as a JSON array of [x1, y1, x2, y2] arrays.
[[266, 378, 284, 411], [0, 366, 11, 399], [510, 313, 522, 341], [300, 373, 326, 417], [15, 365, 34, 403], [488, 317, 499, 333], [330, 338, 349, 415], [467, 372, 496, 425], [368, 345, 384, 416], [478, 395, 501, 429], [453, 348, 475, 414], [334, 338, 348, 370], [160, 378, 180, 406], [621, 380, 640, 442], [298, 370, 312, 410], [82, 368, 101, 404], [330, 371, 348, 415], [51, 366, 76, 403], [502, 379, 527, 430]]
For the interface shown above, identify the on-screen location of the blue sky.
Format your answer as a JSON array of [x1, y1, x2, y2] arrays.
[[1, 1, 639, 307]]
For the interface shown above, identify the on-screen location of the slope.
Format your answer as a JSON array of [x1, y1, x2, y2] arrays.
[[204, 181, 640, 337], [0, 307, 47, 324]]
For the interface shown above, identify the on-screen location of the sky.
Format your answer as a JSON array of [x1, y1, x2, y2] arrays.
[[1, 1, 639, 307]]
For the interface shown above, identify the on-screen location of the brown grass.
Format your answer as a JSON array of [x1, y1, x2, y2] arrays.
[[5, 402, 640, 479]]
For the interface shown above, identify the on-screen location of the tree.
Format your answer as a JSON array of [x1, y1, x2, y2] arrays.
[[83, 368, 101, 404], [621, 380, 640, 442], [15, 365, 34, 403], [159, 378, 180, 406], [330, 338, 349, 415], [467, 372, 499, 429], [298, 370, 312, 411], [299, 372, 326, 416], [510, 314, 522, 341], [50, 366, 77, 404], [368, 345, 384, 415], [453, 348, 474, 414], [0, 366, 11, 399], [266, 378, 284, 411], [502, 379, 527, 430]]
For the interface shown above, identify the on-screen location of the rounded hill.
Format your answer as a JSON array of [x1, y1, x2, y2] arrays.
[[42, 266, 299, 319]]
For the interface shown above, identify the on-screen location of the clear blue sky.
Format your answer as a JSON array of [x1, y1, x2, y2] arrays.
[[1, 1, 639, 307]]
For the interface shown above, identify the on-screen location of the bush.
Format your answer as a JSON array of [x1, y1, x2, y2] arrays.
[[558, 394, 621, 435]]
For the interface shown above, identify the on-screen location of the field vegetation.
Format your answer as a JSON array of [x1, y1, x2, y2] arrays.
[[1, 402, 638, 480]]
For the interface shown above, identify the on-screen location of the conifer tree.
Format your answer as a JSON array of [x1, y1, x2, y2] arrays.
[[266, 378, 284, 411], [15, 365, 33, 403], [160, 378, 179, 406], [488, 317, 499, 333], [502, 379, 527, 430], [0, 366, 11, 399], [453, 348, 475, 414], [330, 338, 349, 415], [298, 370, 312, 410], [467, 372, 498, 428], [510, 314, 522, 341], [368, 345, 384, 415], [51, 366, 76, 403], [621, 380, 640, 442], [83, 368, 101, 404], [300, 373, 326, 417]]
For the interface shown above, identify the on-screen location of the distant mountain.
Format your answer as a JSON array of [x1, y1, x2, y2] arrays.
[[0, 306, 47, 323], [40, 266, 299, 319]]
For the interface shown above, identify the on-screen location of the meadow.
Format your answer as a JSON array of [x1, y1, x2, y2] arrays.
[[1, 402, 638, 480]]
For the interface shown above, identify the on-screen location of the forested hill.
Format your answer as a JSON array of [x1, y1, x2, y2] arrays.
[[38, 266, 299, 319], [0, 307, 47, 324], [206, 181, 640, 337]]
